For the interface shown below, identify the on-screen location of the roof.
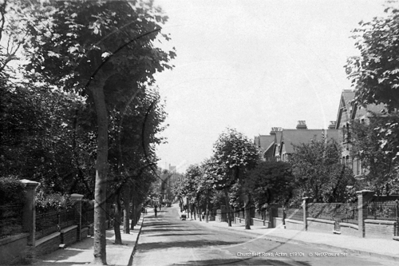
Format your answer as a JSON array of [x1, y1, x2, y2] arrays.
[[255, 135, 275, 157], [281, 129, 339, 154], [336, 90, 355, 129]]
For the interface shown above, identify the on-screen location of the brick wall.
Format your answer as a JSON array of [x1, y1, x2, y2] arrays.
[[80, 227, 89, 239], [285, 219, 303, 230], [60, 225, 78, 246], [273, 217, 284, 228], [307, 218, 335, 233], [339, 222, 358, 237], [35, 232, 61, 256], [252, 218, 265, 227], [365, 220, 396, 240]]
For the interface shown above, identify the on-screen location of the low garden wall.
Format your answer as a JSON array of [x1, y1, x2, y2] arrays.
[[252, 218, 266, 227], [365, 219, 396, 240], [285, 219, 303, 230], [273, 217, 284, 228], [307, 218, 335, 233], [339, 222, 358, 237]]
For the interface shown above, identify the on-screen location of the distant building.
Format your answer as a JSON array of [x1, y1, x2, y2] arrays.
[[255, 121, 339, 162]]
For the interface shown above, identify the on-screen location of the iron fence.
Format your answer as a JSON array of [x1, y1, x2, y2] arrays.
[[82, 208, 94, 226], [35, 208, 76, 239], [308, 203, 358, 225], [366, 201, 399, 221], [367, 200, 399, 236], [285, 207, 303, 221], [0, 204, 24, 238]]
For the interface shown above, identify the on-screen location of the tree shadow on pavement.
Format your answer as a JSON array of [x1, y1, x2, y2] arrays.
[[172, 258, 311, 266], [141, 228, 201, 233], [136, 239, 242, 252], [147, 233, 211, 237], [144, 222, 182, 227]]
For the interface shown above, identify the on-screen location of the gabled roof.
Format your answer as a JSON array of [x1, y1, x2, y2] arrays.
[[255, 135, 275, 158], [258, 135, 275, 151], [351, 103, 386, 120], [335, 89, 386, 127], [336, 90, 355, 129], [281, 129, 339, 154]]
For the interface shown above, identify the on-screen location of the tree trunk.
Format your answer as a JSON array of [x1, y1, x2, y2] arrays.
[[114, 191, 122, 244], [131, 197, 136, 230], [224, 189, 232, 227], [244, 193, 251, 230], [91, 82, 108, 265], [206, 201, 209, 223], [123, 185, 130, 234]]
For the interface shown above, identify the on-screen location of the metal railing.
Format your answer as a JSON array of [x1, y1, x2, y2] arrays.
[[35, 208, 76, 239]]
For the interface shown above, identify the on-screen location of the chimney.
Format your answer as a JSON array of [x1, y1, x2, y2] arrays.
[[328, 121, 337, 129], [296, 120, 307, 129], [270, 127, 282, 135]]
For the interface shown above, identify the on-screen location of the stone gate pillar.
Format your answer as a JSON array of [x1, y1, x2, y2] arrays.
[[357, 190, 374, 238], [20, 179, 40, 247], [70, 193, 83, 241]]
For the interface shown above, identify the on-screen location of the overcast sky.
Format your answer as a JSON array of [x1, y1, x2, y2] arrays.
[[153, 0, 387, 173]]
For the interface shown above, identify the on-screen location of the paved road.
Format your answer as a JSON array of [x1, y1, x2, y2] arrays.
[[132, 206, 396, 266]]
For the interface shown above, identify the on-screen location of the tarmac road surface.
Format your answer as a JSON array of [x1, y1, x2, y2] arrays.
[[132, 206, 397, 266]]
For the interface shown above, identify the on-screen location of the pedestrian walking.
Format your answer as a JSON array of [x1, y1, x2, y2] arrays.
[[154, 205, 157, 217]]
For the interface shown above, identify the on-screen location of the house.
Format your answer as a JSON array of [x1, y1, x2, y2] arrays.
[[334, 89, 385, 178], [255, 121, 339, 162]]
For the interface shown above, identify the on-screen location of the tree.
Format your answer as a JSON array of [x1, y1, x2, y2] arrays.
[[20, 1, 175, 264], [211, 128, 259, 229], [246, 161, 295, 210], [290, 138, 355, 203], [346, 2, 399, 111], [346, 1, 399, 196], [351, 114, 399, 195]]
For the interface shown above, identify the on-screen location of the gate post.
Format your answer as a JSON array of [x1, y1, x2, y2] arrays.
[[356, 190, 374, 238], [71, 194, 83, 241], [302, 197, 310, 231]]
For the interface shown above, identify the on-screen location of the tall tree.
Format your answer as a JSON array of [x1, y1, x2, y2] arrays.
[[290, 139, 355, 203], [211, 128, 259, 229], [351, 114, 399, 195], [20, 1, 175, 264], [246, 161, 295, 210], [346, 2, 399, 111]]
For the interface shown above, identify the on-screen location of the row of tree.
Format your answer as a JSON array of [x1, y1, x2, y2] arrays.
[[173, 128, 355, 230], [0, 0, 175, 264], [173, 0, 399, 230]]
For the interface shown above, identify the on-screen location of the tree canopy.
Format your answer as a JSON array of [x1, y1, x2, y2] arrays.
[[346, 2, 399, 111]]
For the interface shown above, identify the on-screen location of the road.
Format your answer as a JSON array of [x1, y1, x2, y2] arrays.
[[132, 206, 396, 266]]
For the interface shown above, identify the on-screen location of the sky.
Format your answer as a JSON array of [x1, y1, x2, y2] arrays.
[[153, 0, 388, 173]]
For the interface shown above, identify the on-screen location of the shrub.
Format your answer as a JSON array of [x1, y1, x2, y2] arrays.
[[0, 176, 25, 206]]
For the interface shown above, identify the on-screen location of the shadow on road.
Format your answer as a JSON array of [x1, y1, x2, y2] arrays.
[[136, 239, 242, 252], [142, 228, 201, 233], [147, 233, 211, 237], [172, 258, 311, 266]]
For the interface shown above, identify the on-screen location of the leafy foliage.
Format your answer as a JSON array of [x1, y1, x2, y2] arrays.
[[346, 2, 399, 111], [351, 114, 399, 195], [290, 138, 355, 203], [0, 176, 25, 206], [246, 161, 295, 209]]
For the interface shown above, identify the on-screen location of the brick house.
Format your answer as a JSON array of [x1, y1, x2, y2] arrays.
[[255, 121, 339, 162], [334, 89, 385, 178]]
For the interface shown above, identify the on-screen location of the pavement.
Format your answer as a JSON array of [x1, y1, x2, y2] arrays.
[[32, 206, 399, 265], [32, 215, 145, 266], [181, 211, 399, 262]]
